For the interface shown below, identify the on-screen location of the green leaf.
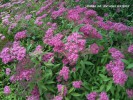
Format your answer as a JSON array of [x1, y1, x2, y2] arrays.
[[106, 81, 112, 91], [99, 85, 105, 91], [71, 93, 81, 96], [127, 63, 133, 69], [84, 61, 94, 65], [121, 59, 130, 65], [68, 87, 75, 94], [99, 74, 110, 81], [46, 81, 55, 84], [65, 97, 69, 100]]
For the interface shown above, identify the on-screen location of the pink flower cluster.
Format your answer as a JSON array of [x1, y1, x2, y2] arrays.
[[126, 89, 133, 99], [96, 21, 114, 31], [0, 41, 26, 64], [106, 48, 127, 85], [35, 14, 47, 26], [128, 44, 133, 54], [52, 95, 63, 100], [57, 84, 67, 96], [106, 60, 124, 73], [80, 24, 102, 39], [51, 2, 66, 19], [4, 86, 11, 95], [42, 52, 54, 63], [99, 92, 109, 100], [59, 66, 69, 81], [52, 84, 67, 100], [87, 92, 97, 100], [35, 45, 42, 51], [67, 6, 87, 22], [89, 43, 99, 54], [6, 68, 11, 75], [36, 0, 54, 16], [64, 32, 86, 63], [25, 14, 32, 20], [87, 92, 109, 100], [72, 81, 82, 88], [112, 23, 128, 33], [44, 28, 86, 65], [14, 30, 27, 41], [112, 67, 128, 85], [0, 33, 6, 40], [2, 14, 10, 26], [84, 10, 97, 17], [47, 22, 57, 30], [27, 86, 40, 100], [109, 48, 124, 60], [10, 68, 35, 82], [43, 28, 63, 53]]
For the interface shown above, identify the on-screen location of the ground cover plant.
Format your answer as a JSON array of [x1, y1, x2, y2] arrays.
[[0, 0, 133, 100]]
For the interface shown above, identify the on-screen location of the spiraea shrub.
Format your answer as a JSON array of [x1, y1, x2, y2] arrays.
[[0, 0, 133, 100]]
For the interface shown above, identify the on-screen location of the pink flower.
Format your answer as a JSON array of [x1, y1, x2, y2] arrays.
[[0, 47, 13, 64], [35, 45, 42, 51], [87, 92, 97, 100], [112, 67, 127, 85], [67, 8, 80, 21], [75, 0, 80, 2], [128, 44, 133, 54], [14, 30, 27, 41], [112, 23, 128, 33], [27, 86, 40, 100], [72, 81, 82, 88], [99, 92, 109, 100], [25, 15, 32, 20], [104, 13, 109, 17], [42, 52, 54, 63], [106, 60, 125, 73], [57, 84, 67, 96], [84, 10, 97, 17], [51, 7, 66, 19], [6, 68, 11, 75], [90, 43, 99, 54], [80, 24, 102, 39], [126, 89, 133, 99], [4, 86, 11, 94], [1, 36, 5, 40], [109, 48, 124, 60], [11, 68, 35, 82], [52, 95, 63, 100], [59, 66, 69, 81]]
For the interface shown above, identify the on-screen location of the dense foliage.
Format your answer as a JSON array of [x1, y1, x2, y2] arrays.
[[0, 0, 133, 100]]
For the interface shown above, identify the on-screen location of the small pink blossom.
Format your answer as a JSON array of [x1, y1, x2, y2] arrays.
[[99, 92, 109, 100], [57, 84, 67, 96], [4, 86, 11, 94], [59, 66, 69, 81], [72, 81, 82, 88], [25, 15, 32, 20], [6, 68, 11, 75], [90, 43, 99, 54], [126, 89, 133, 99], [87, 92, 97, 100]]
